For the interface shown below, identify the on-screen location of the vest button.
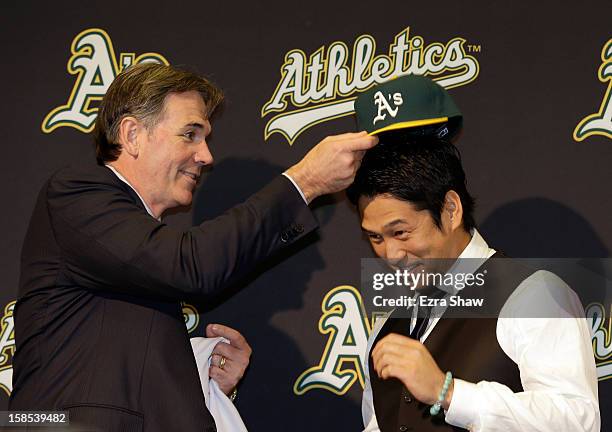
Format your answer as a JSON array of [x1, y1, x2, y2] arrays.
[[403, 394, 412, 403], [399, 425, 409, 432]]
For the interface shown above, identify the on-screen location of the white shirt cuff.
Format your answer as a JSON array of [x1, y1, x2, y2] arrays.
[[282, 172, 308, 204], [445, 379, 481, 431]]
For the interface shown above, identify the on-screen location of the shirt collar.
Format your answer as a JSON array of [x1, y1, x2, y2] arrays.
[[458, 229, 495, 260], [444, 229, 496, 293], [105, 165, 160, 221]]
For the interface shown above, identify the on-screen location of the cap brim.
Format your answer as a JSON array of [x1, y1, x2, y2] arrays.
[[369, 117, 448, 136]]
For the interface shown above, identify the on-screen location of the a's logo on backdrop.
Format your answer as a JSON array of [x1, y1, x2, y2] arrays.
[[182, 302, 200, 334], [587, 303, 612, 381], [0, 301, 15, 396], [41, 28, 169, 134], [574, 38, 612, 142], [294, 286, 371, 395], [261, 27, 480, 145]]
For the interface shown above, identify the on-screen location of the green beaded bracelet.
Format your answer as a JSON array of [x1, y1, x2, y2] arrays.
[[430, 371, 452, 415]]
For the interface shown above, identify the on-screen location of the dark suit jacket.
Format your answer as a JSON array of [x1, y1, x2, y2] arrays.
[[9, 164, 318, 432]]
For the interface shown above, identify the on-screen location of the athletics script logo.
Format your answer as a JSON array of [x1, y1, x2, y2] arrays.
[[41, 28, 169, 134], [574, 39, 612, 142], [262, 27, 480, 145]]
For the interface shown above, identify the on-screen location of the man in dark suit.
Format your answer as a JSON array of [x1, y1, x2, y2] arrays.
[[9, 63, 377, 431]]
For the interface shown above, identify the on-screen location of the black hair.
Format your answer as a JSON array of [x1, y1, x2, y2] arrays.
[[346, 134, 476, 231]]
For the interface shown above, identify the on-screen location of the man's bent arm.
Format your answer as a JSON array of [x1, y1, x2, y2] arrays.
[[445, 272, 600, 431], [44, 166, 317, 300]]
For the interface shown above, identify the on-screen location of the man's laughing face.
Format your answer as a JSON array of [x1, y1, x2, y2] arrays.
[[137, 90, 214, 214]]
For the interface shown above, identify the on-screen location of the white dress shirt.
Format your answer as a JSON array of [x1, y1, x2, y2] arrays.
[[362, 230, 600, 432], [105, 165, 160, 219]]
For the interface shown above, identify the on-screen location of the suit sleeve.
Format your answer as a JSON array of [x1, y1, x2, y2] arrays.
[[46, 167, 318, 301]]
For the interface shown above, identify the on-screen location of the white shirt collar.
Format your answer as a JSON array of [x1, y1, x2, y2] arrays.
[[458, 229, 495, 260], [444, 229, 496, 293], [105, 165, 160, 221]]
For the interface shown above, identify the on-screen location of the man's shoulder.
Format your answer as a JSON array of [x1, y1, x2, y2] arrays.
[[44, 163, 142, 213], [502, 269, 584, 319], [50, 163, 116, 184], [47, 163, 124, 194]]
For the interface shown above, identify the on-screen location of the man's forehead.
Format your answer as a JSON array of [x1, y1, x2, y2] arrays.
[[161, 91, 211, 126], [359, 194, 421, 229], [358, 193, 415, 213], [361, 218, 412, 231]]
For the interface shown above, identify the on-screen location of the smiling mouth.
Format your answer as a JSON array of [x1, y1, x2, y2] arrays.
[[180, 170, 199, 182]]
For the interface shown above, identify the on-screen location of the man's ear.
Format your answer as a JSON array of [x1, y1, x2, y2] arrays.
[[443, 190, 463, 231], [117, 116, 141, 158]]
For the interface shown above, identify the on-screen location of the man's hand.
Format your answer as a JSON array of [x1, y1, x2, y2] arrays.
[[206, 323, 252, 395], [371, 333, 454, 409], [285, 131, 378, 203]]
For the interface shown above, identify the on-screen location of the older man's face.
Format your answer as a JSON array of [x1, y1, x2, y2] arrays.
[[137, 91, 213, 214]]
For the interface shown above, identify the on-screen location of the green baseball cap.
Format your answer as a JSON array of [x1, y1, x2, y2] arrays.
[[354, 74, 462, 138]]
